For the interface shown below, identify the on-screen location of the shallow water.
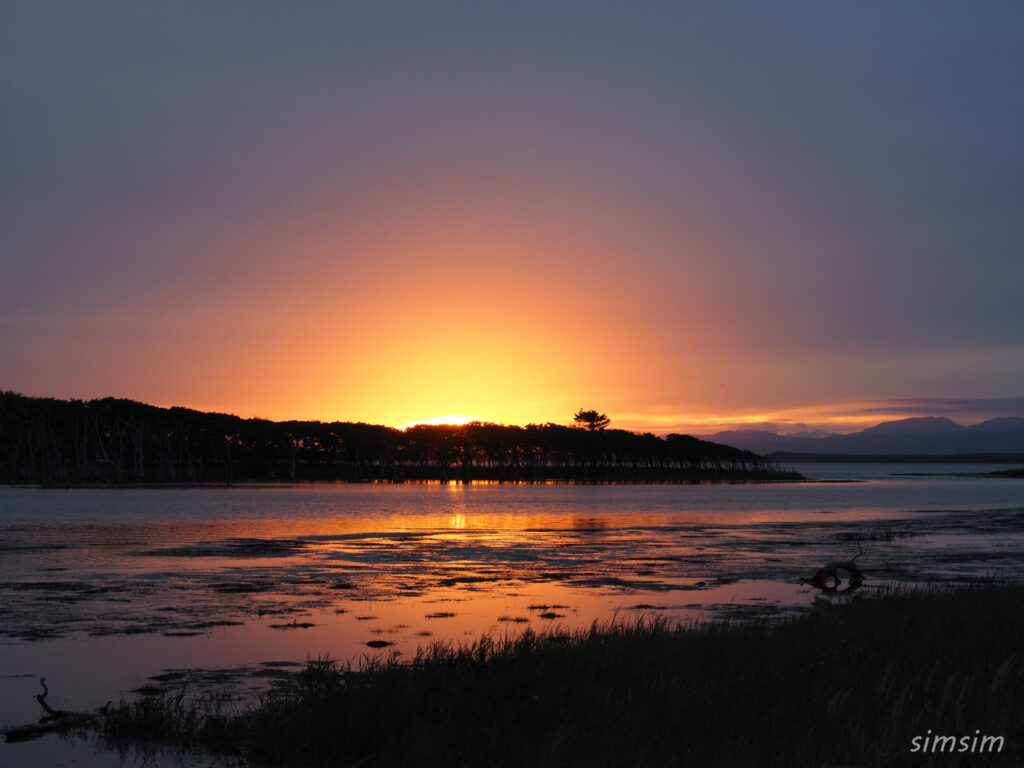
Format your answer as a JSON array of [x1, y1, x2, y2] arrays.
[[1, 465, 1023, 765]]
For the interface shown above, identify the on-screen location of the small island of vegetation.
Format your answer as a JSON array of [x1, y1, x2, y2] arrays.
[[0, 393, 799, 485]]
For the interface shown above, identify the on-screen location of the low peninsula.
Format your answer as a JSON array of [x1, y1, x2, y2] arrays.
[[0, 392, 799, 485]]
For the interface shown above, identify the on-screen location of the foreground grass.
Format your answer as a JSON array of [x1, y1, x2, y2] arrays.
[[101, 583, 1024, 767]]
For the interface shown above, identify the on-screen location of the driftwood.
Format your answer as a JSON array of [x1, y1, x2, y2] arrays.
[[802, 543, 866, 594], [2, 678, 107, 743]]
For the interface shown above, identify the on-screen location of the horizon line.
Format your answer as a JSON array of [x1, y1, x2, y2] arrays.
[[6, 390, 1024, 438]]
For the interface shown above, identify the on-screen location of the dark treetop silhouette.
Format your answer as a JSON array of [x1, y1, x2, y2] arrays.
[[573, 409, 611, 431], [0, 392, 797, 485]]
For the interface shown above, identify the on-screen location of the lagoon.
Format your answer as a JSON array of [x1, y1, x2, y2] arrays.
[[1, 464, 1023, 765]]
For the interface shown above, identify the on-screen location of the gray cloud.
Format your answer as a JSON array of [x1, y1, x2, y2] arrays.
[[850, 398, 1024, 420]]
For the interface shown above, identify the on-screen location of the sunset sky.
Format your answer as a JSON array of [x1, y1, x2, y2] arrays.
[[3, 3, 1023, 435]]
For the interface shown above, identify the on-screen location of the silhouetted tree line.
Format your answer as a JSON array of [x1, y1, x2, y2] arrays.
[[0, 392, 797, 485]]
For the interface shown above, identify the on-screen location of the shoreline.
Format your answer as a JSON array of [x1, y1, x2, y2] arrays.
[[87, 581, 1023, 767]]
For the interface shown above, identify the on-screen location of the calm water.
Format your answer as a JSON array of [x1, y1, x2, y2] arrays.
[[2, 464, 1023, 766]]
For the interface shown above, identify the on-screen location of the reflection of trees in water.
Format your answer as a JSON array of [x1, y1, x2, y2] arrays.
[[569, 516, 610, 530]]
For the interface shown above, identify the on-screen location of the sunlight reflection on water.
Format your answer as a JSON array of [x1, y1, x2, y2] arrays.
[[2, 471, 1024, 764]]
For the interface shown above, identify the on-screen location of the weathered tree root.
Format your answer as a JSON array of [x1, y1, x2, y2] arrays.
[[802, 543, 866, 594], [2, 678, 107, 743]]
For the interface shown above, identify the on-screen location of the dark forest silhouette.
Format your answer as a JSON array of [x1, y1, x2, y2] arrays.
[[0, 392, 797, 485]]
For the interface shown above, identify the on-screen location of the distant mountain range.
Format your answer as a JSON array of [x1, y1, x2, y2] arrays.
[[701, 416, 1024, 457]]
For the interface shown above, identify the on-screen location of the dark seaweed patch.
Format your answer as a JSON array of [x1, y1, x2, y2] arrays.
[[150, 672, 186, 683], [132, 684, 167, 695], [213, 581, 276, 594], [184, 620, 245, 630], [437, 575, 500, 586], [9, 581, 91, 591], [139, 538, 308, 558]]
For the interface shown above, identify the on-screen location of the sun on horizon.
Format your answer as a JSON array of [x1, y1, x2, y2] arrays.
[[394, 414, 485, 430]]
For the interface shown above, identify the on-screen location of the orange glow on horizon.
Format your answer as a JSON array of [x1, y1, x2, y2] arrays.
[[395, 414, 483, 430], [614, 399, 999, 436], [32, 171, 1014, 438], [8, 8, 1024, 449]]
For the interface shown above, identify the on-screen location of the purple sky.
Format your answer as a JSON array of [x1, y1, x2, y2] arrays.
[[2, 2, 1023, 433]]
